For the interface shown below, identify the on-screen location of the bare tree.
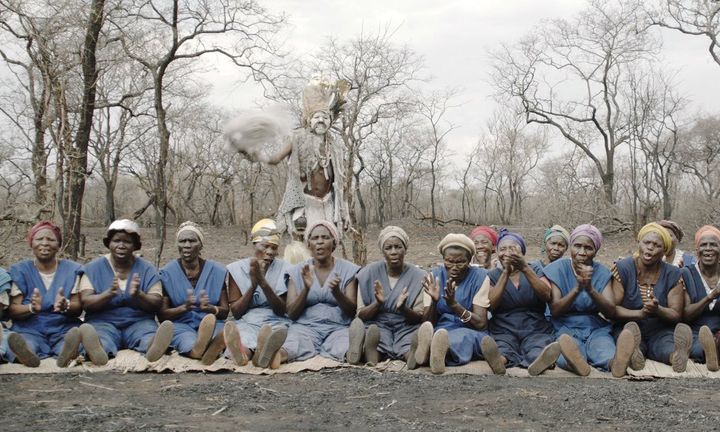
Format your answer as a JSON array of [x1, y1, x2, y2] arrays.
[[650, 0, 720, 68]]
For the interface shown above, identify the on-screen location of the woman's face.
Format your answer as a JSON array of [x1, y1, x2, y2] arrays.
[[31, 228, 60, 262], [308, 226, 335, 260], [177, 231, 202, 263], [382, 237, 406, 268], [570, 236, 596, 266], [254, 240, 279, 267], [638, 232, 665, 266], [443, 247, 470, 281], [497, 239, 523, 262], [697, 235, 720, 267], [545, 235, 568, 262], [108, 231, 137, 261], [472, 234, 493, 263]]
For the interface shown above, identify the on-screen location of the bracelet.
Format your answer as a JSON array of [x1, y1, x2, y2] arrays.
[[459, 309, 472, 323], [28, 303, 36, 315]]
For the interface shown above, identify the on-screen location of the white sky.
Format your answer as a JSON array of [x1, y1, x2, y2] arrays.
[[206, 0, 720, 159]]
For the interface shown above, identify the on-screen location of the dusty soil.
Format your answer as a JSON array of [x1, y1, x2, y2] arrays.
[[2, 369, 720, 431]]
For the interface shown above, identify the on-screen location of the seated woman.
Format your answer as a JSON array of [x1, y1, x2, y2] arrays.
[[348, 226, 425, 366], [529, 225, 570, 276], [609, 222, 688, 376], [545, 224, 620, 376], [159, 222, 229, 365], [78, 219, 173, 363], [0, 267, 10, 363], [6, 221, 83, 368], [226, 219, 290, 369], [412, 233, 490, 374], [680, 225, 720, 372], [480, 230, 560, 376], [659, 220, 695, 268], [285, 220, 359, 362], [469, 226, 498, 270]]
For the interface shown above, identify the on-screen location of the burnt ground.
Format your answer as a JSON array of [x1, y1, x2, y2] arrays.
[[2, 369, 720, 431]]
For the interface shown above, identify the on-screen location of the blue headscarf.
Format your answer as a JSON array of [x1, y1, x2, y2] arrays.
[[497, 228, 527, 255]]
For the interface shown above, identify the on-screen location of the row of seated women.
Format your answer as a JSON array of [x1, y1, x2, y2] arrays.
[[0, 218, 719, 379]]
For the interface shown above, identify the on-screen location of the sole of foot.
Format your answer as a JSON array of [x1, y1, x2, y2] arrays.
[[252, 324, 273, 367], [8, 332, 40, 367], [346, 318, 365, 365], [528, 342, 560, 376], [430, 329, 449, 375], [558, 334, 591, 377], [481, 335, 506, 375], [414, 322, 433, 366], [406, 332, 419, 370], [189, 314, 216, 359], [624, 321, 645, 370], [700, 325, 719, 372], [79, 324, 108, 366], [610, 329, 635, 378], [223, 322, 248, 366], [146, 320, 174, 363], [364, 324, 380, 366], [255, 327, 288, 369], [671, 323, 692, 373], [56, 327, 81, 368], [200, 331, 226, 366]]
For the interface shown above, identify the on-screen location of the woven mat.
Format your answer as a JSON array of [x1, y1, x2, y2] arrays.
[[0, 350, 717, 378]]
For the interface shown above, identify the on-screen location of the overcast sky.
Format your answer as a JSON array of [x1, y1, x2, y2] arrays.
[[206, 0, 720, 157]]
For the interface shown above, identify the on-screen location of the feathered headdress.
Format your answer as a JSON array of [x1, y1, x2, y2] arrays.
[[302, 75, 350, 126]]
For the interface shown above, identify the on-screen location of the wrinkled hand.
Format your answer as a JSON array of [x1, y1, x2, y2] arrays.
[[128, 273, 141, 297], [108, 277, 120, 297], [301, 264, 314, 290], [184, 289, 197, 311], [249, 258, 261, 287], [53, 289, 68, 313], [326, 274, 341, 294], [501, 256, 514, 273], [642, 293, 659, 315], [395, 287, 409, 310], [508, 253, 527, 271], [574, 263, 593, 290], [373, 280, 385, 304], [423, 274, 441, 303], [444, 279, 458, 306], [198, 289, 210, 309], [29, 288, 42, 313], [710, 286, 720, 301]]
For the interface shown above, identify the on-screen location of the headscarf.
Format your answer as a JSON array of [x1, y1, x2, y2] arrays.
[[469, 226, 498, 246], [637, 222, 673, 255], [437, 233, 475, 258], [378, 226, 409, 250], [695, 225, 720, 248], [497, 228, 527, 255], [658, 220, 684, 242], [541, 224, 570, 255], [570, 224, 603, 251], [305, 220, 339, 246], [103, 219, 142, 249], [251, 218, 281, 246], [176, 221, 204, 246], [27, 220, 62, 246]]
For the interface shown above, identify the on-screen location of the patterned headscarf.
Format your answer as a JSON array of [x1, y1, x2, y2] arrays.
[[27, 220, 62, 246], [251, 218, 281, 246], [637, 222, 673, 255], [176, 221, 204, 246], [570, 224, 603, 251]]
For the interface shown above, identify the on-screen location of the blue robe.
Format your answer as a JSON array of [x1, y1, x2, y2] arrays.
[[431, 266, 489, 366], [356, 261, 425, 359], [160, 259, 227, 355], [81, 256, 161, 356], [0, 267, 13, 360], [487, 268, 555, 368], [613, 256, 682, 363], [7, 259, 81, 362], [285, 258, 360, 361], [226, 258, 292, 351], [681, 265, 720, 363], [544, 258, 615, 371]]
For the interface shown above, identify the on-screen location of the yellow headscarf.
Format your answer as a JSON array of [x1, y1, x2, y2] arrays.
[[637, 222, 673, 255], [251, 218, 281, 246]]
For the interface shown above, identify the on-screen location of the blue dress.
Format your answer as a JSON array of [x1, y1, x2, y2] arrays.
[[159, 259, 227, 355], [431, 266, 489, 366], [284, 258, 360, 362], [0, 268, 14, 360], [545, 258, 615, 371], [7, 259, 81, 362], [487, 268, 556, 368], [226, 258, 292, 351], [81, 256, 161, 357], [612, 257, 682, 363], [356, 261, 425, 359], [681, 265, 720, 363]]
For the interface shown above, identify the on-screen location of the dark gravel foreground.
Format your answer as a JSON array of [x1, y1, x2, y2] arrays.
[[2, 369, 720, 431]]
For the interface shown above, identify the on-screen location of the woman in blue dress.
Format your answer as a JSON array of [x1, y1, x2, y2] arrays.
[[528, 225, 570, 276], [480, 230, 560, 376]]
